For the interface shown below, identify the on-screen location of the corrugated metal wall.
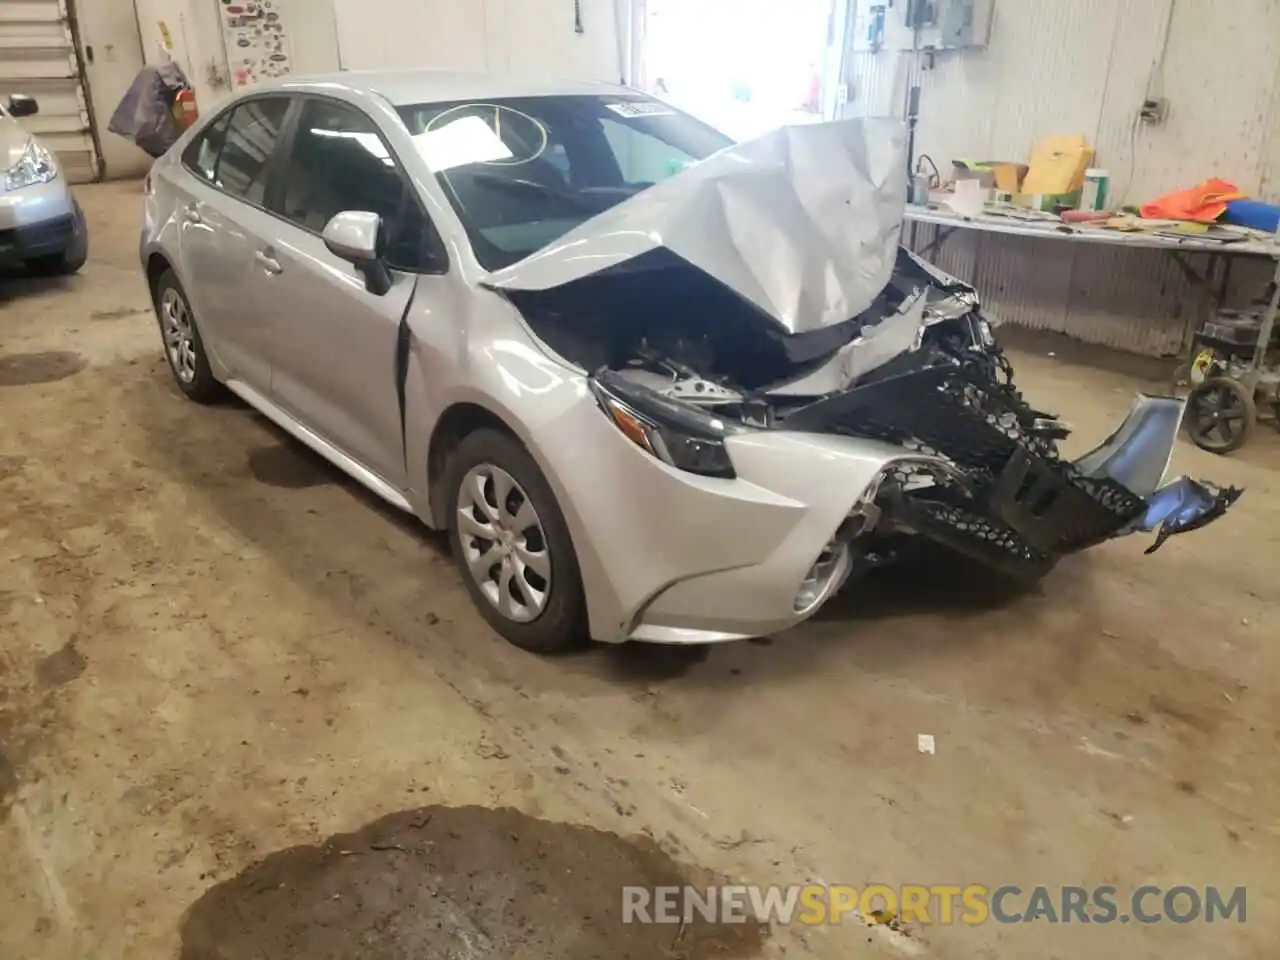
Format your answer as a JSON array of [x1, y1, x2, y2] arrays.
[[842, 0, 1280, 356]]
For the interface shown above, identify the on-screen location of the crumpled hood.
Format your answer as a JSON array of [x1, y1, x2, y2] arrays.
[[487, 118, 909, 335]]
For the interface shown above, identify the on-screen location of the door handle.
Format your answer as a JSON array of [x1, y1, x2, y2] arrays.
[[254, 248, 282, 275], [181, 204, 202, 225]]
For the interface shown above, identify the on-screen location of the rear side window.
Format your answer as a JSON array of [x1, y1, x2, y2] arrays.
[[184, 113, 232, 182], [273, 98, 443, 272], [183, 97, 290, 206]]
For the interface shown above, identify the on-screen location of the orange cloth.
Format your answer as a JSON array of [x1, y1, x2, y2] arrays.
[[1140, 178, 1245, 222]]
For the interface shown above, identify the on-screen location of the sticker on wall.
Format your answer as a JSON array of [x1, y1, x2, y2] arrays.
[[219, 0, 294, 88]]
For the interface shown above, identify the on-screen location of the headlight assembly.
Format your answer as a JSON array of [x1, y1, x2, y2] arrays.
[[590, 370, 739, 479], [6, 139, 58, 191]]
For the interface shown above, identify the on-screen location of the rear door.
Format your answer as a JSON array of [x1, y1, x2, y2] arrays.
[[258, 95, 448, 487], [173, 95, 294, 393]]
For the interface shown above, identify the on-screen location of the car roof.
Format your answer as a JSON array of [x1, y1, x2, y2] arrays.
[[264, 69, 631, 106]]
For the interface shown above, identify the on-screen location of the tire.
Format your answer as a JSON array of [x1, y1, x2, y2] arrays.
[[1185, 377, 1256, 454], [443, 428, 588, 654], [152, 268, 224, 404], [23, 200, 88, 276]]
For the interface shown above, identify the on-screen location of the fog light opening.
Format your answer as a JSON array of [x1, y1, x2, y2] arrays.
[[793, 540, 852, 614]]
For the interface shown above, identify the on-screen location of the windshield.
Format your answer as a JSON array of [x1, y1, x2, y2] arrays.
[[396, 94, 734, 271]]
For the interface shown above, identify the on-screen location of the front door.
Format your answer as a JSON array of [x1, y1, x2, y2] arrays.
[[176, 96, 293, 394], [257, 96, 447, 487]]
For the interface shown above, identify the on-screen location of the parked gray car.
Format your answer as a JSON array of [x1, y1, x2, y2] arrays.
[[1, 94, 88, 274], [139, 71, 1239, 653]]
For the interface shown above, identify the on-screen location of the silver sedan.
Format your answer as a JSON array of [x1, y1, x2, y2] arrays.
[[139, 70, 1239, 653]]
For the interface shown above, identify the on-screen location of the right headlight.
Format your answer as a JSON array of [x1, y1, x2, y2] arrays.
[[589, 370, 739, 479], [6, 138, 57, 191]]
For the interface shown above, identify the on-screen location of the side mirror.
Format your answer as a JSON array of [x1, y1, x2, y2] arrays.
[[322, 210, 392, 296], [8, 94, 38, 118]]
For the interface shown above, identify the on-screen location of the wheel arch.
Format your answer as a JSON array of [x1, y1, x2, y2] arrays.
[[145, 251, 175, 303], [426, 401, 523, 528]]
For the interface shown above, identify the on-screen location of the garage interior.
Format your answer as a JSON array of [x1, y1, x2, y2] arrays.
[[2, 1, 1279, 959]]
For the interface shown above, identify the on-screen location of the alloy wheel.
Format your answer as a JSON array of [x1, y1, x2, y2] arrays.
[[160, 288, 197, 384], [456, 463, 552, 622]]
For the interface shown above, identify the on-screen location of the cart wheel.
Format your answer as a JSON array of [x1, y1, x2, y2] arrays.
[[1186, 377, 1257, 454]]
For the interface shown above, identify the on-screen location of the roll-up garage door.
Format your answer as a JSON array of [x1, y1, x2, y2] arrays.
[[0, 0, 99, 182]]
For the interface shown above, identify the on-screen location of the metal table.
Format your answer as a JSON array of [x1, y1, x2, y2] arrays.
[[903, 204, 1280, 391]]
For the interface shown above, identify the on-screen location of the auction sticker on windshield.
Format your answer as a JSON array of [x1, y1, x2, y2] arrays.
[[605, 101, 677, 118]]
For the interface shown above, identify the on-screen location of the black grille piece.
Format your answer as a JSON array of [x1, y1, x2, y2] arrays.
[[785, 362, 1046, 474], [786, 359, 1150, 570], [882, 492, 1054, 583], [988, 450, 1145, 555]]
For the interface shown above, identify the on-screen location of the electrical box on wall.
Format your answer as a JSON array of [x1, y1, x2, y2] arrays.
[[937, 0, 993, 49], [852, 0, 993, 52]]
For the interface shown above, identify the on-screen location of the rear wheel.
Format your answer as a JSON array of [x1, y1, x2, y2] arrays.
[[152, 268, 224, 404], [444, 428, 587, 653], [1186, 377, 1255, 454]]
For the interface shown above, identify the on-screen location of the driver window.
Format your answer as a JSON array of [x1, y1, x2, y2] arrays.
[[273, 99, 441, 272]]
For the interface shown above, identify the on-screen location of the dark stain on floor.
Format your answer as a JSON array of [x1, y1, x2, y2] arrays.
[[0, 351, 87, 386], [35, 641, 87, 688], [0, 455, 26, 480], [248, 444, 333, 490], [0, 751, 16, 809], [179, 805, 768, 960], [90, 306, 149, 321]]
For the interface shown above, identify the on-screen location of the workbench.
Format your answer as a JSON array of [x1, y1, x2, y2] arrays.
[[902, 203, 1280, 384]]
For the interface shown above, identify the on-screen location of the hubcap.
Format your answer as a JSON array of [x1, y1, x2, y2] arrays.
[[160, 288, 197, 384], [457, 464, 551, 623], [1189, 384, 1246, 448]]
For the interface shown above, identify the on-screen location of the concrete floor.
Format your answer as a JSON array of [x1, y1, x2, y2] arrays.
[[2, 181, 1278, 960]]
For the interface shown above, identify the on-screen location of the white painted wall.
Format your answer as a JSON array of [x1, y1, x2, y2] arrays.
[[841, 0, 1280, 355], [133, 0, 340, 114], [129, 0, 621, 116], [74, 0, 152, 178], [331, 0, 625, 81]]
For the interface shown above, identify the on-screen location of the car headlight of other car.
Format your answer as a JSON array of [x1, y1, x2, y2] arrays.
[[589, 370, 739, 479], [6, 139, 58, 191]]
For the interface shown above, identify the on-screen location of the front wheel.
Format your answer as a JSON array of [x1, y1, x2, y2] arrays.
[[444, 428, 588, 654]]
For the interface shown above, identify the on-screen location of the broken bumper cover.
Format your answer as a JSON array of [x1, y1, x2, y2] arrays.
[[786, 365, 1241, 581], [561, 361, 1238, 645]]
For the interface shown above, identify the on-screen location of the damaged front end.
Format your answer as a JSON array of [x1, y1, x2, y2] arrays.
[[516, 254, 1241, 583], [780, 340, 1242, 581], [491, 119, 1240, 584]]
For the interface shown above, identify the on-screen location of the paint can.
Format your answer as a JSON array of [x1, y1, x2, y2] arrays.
[[1081, 168, 1110, 211]]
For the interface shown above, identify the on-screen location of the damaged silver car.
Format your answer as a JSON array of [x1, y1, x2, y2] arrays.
[[139, 72, 1240, 653]]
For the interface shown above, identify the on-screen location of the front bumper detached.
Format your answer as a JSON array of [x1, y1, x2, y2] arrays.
[[786, 363, 1241, 581]]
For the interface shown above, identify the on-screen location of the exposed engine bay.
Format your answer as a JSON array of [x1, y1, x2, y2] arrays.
[[505, 246, 1241, 583]]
